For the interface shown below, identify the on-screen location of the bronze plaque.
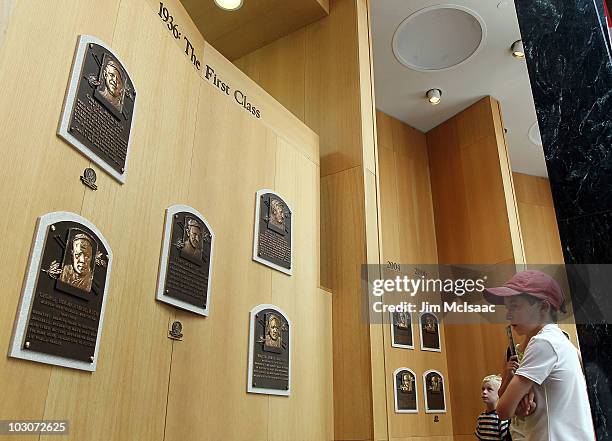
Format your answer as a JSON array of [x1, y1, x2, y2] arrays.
[[157, 205, 214, 316], [394, 368, 418, 413], [253, 190, 292, 275], [424, 371, 446, 413], [9, 212, 112, 371], [248, 305, 290, 396], [419, 312, 441, 351], [391, 311, 414, 349], [58, 35, 136, 183]]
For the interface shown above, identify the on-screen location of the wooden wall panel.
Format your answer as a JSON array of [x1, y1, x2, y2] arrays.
[[513, 173, 564, 264], [304, 0, 364, 178], [427, 97, 520, 438], [321, 167, 373, 440], [0, 0, 330, 440], [376, 111, 454, 440], [235, 0, 365, 178], [270, 138, 332, 441], [39, 1, 199, 439], [428, 98, 520, 266], [233, 1, 381, 439], [513, 172, 580, 346], [233, 30, 307, 121], [0, 1, 120, 438], [163, 84, 275, 441]]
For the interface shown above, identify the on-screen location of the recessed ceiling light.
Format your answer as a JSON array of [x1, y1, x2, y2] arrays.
[[426, 89, 442, 105], [528, 121, 542, 146], [214, 0, 244, 11], [392, 5, 486, 72], [511, 40, 525, 58]]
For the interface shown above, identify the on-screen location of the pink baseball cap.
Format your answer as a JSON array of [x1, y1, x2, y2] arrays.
[[483, 270, 566, 312]]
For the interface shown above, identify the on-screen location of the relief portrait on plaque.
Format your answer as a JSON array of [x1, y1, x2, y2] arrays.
[[96, 56, 125, 114], [423, 370, 447, 413], [390, 311, 414, 349], [253, 189, 293, 275], [181, 217, 204, 264], [56, 229, 97, 295], [394, 368, 418, 413], [419, 312, 441, 352], [9, 212, 113, 372], [264, 313, 283, 350], [248, 304, 291, 396], [58, 35, 137, 184], [156, 205, 214, 316]]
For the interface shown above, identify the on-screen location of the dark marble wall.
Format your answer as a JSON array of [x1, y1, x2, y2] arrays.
[[515, 0, 612, 439]]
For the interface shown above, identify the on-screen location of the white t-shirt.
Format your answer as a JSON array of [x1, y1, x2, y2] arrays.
[[515, 324, 595, 441]]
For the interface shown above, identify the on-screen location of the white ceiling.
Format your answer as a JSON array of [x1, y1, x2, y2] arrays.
[[371, 0, 548, 177]]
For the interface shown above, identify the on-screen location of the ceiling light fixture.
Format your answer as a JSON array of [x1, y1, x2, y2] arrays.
[[511, 40, 525, 58], [213, 0, 244, 11], [426, 88, 442, 105]]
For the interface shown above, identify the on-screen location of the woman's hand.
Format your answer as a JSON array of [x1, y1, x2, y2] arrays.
[[516, 389, 537, 417]]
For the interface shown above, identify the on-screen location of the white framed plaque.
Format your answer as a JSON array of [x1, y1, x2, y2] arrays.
[[393, 367, 418, 413], [390, 311, 414, 349], [423, 369, 447, 413], [156, 204, 215, 316], [252, 189, 293, 275], [247, 304, 291, 396], [58, 35, 137, 184], [9, 212, 113, 372], [419, 312, 441, 352]]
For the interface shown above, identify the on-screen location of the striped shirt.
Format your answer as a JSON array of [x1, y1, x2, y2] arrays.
[[475, 410, 511, 440]]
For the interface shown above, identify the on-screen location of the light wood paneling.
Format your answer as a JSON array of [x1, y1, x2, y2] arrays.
[[181, 0, 328, 61], [513, 172, 580, 346], [377, 111, 454, 439], [305, 0, 364, 177], [203, 42, 320, 165], [0, 1, 120, 439], [163, 83, 274, 441], [234, 1, 382, 439], [322, 167, 374, 440], [492, 99, 526, 265], [0, 0, 330, 440], [427, 97, 517, 265], [37, 1, 200, 440], [233, 30, 306, 121], [513, 172, 564, 264], [235, 0, 365, 178], [427, 97, 521, 438]]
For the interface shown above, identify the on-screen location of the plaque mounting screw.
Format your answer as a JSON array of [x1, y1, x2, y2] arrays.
[[165, 289, 169, 294], [90, 356, 94, 362], [50, 225, 56, 232], [24, 341, 30, 349], [120, 168, 125, 173], [174, 215, 179, 219]]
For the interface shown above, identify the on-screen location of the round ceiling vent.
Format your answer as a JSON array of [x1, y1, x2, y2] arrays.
[[528, 121, 543, 146], [392, 5, 486, 72]]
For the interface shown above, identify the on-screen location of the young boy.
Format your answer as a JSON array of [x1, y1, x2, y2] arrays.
[[475, 374, 511, 440], [484, 270, 595, 441]]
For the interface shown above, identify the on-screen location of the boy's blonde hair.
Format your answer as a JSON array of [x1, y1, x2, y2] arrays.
[[482, 374, 502, 389]]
